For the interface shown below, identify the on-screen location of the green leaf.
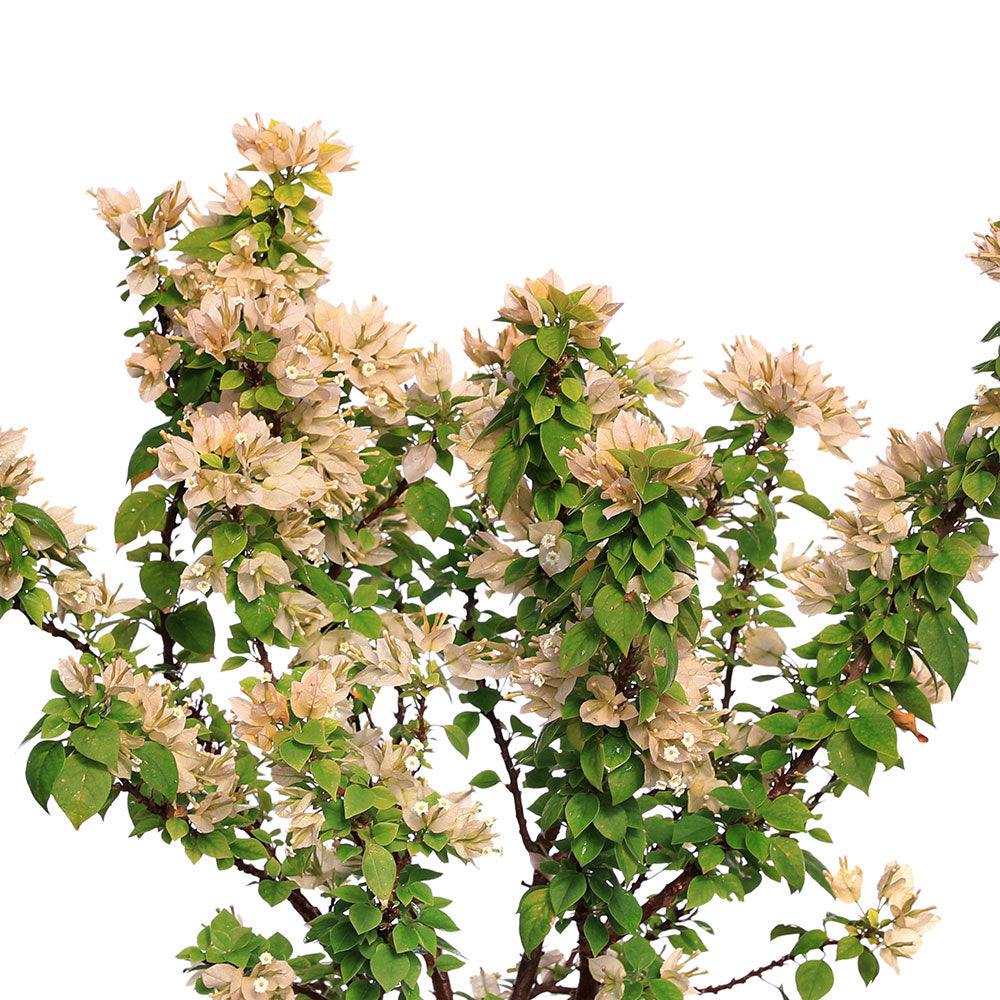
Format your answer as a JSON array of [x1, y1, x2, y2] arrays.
[[212, 522, 248, 562], [349, 901, 383, 934], [166, 602, 216, 655], [404, 481, 451, 539], [638, 502, 673, 546], [789, 494, 831, 519], [593, 584, 642, 655], [607, 888, 641, 933], [770, 837, 805, 892], [278, 739, 312, 772], [917, 610, 968, 693], [849, 714, 898, 758], [827, 731, 877, 793], [540, 419, 582, 480], [671, 814, 717, 844], [172, 216, 250, 260], [763, 795, 812, 833], [258, 879, 294, 906], [52, 754, 112, 828], [344, 784, 375, 818], [537, 324, 569, 360], [69, 719, 120, 770], [25, 740, 65, 810], [580, 740, 606, 791], [962, 469, 996, 504], [10, 503, 71, 551], [136, 741, 179, 800], [593, 803, 628, 841], [509, 340, 548, 386], [139, 560, 185, 608], [487, 444, 529, 512], [795, 959, 834, 1000], [363, 843, 397, 901], [114, 489, 166, 544], [560, 619, 602, 670], [469, 770, 501, 788], [371, 943, 410, 991], [608, 755, 644, 805], [518, 887, 554, 951], [929, 535, 977, 577], [565, 792, 600, 836], [548, 870, 587, 913]]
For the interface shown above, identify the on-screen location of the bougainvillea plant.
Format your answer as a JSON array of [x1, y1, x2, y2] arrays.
[[6, 117, 1000, 1000]]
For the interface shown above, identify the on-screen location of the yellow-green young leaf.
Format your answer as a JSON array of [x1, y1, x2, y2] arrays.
[[52, 754, 112, 828], [795, 959, 834, 1000], [300, 170, 333, 195], [344, 784, 375, 818], [518, 887, 555, 951], [362, 843, 397, 901], [311, 759, 342, 796]]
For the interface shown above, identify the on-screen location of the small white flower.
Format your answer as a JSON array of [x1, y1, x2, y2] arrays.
[[680, 731, 696, 749], [234, 232, 252, 248], [252, 976, 270, 995], [414, 800, 431, 816], [259, 952, 274, 964], [284, 364, 300, 380], [437, 797, 451, 810], [184, 475, 199, 488], [190, 561, 207, 578], [172, 706, 186, 720], [234, 431, 248, 445], [371, 390, 389, 408], [404, 755, 421, 772], [295, 344, 309, 356], [540, 533, 557, 549], [751, 377, 767, 391], [73, 589, 88, 603], [663, 746, 681, 762], [361, 361, 378, 378], [639, 592, 651, 605], [305, 546, 322, 564], [230, 295, 245, 306], [196, 580, 211, 593]]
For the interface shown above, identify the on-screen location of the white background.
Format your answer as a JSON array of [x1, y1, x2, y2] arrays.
[[2, 3, 998, 997]]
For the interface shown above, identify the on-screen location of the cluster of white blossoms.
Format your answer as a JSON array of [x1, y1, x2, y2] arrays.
[[823, 858, 940, 974], [564, 410, 714, 517], [195, 954, 297, 1000], [587, 945, 703, 1000], [348, 729, 499, 862], [88, 656, 245, 832], [704, 337, 868, 458]]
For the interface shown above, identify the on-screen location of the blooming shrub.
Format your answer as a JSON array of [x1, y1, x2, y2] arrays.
[[6, 115, 1000, 999]]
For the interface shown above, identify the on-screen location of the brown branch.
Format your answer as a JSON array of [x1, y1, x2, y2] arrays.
[[424, 954, 455, 1000], [483, 703, 537, 854], [637, 866, 698, 927], [293, 986, 331, 1000], [38, 615, 94, 654], [358, 478, 409, 530], [230, 856, 321, 923], [510, 946, 544, 1000], [697, 939, 834, 994], [157, 483, 186, 683]]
